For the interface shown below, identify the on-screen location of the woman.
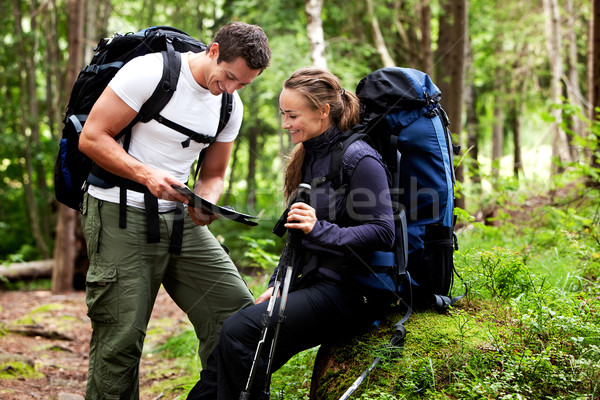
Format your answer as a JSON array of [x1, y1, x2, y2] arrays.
[[187, 67, 395, 399]]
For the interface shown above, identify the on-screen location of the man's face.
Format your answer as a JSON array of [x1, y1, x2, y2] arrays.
[[204, 43, 261, 95]]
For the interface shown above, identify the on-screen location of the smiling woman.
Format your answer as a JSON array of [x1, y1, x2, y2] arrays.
[[186, 67, 395, 399], [279, 87, 330, 144]]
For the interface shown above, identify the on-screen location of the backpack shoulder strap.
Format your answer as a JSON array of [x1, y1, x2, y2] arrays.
[[138, 42, 181, 123], [313, 131, 366, 190], [191, 92, 234, 180], [133, 43, 234, 150], [113, 42, 180, 145], [217, 92, 234, 135]]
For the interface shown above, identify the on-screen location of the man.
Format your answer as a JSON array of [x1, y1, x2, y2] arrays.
[[78, 22, 271, 399]]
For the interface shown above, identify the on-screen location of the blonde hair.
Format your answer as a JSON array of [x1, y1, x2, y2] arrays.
[[282, 68, 360, 199]]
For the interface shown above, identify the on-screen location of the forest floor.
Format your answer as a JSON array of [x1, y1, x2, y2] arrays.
[[0, 287, 192, 400]]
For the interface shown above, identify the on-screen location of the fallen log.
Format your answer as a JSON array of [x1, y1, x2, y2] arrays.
[[0, 351, 35, 367], [0, 260, 54, 281], [6, 324, 73, 341]]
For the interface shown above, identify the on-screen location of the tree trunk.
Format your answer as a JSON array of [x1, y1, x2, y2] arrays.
[[12, 0, 51, 259], [491, 101, 504, 181], [544, 0, 572, 173], [564, 0, 584, 160], [0, 260, 54, 281], [464, 36, 481, 187], [52, 0, 85, 294], [418, 0, 433, 75], [508, 98, 524, 179], [366, 0, 395, 67], [588, 0, 600, 177], [65, 0, 85, 91], [85, 0, 112, 59], [246, 127, 258, 212], [41, 0, 64, 143], [435, 0, 467, 209], [52, 206, 79, 292], [591, 0, 600, 136], [305, 0, 327, 69]]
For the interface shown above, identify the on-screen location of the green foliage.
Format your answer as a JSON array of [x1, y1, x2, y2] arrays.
[[241, 236, 279, 271], [270, 346, 319, 400], [148, 329, 201, 397], [151, 328, 198, 360], [1, 278, 51, 291], [459, 246, 535, 302], [2, 0, 600, 398]]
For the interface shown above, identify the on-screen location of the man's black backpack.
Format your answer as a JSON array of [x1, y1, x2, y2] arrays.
[[54, 26, 233, 211], [328, 67, 465, 313]]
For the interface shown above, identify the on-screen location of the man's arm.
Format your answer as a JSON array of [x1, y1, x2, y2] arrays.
[[79, 86, 189, 203], [188, 140, 233, 225]]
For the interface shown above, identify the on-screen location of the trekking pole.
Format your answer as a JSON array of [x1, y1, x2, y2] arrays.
[[338, 322, 407, 400], [260, 183, 311, 400], [239, 255, 287, 400], [240, 183, 311, 400]]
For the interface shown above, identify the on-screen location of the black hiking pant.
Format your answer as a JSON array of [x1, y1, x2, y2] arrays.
[[186, 277, 382, 400]]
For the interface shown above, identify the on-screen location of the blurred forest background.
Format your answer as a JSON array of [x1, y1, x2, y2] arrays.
[[0, 0, 599, 290], [2, 1, 600, 399]]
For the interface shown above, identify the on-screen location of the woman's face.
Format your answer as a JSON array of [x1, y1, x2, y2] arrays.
[[279, 88, 330, 144]]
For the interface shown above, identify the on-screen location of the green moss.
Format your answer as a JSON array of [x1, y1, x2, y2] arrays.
[[13, 303, 64, 326], [0, 361, 43, 380]]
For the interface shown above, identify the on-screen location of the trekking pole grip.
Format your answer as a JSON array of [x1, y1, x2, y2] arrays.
[[296, 183, 311, 205]]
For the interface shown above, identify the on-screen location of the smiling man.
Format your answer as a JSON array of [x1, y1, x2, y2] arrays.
[[78, 22, 271, 400]]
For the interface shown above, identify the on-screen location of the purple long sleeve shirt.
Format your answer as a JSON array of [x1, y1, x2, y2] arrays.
[[271, 126, 395, 285]]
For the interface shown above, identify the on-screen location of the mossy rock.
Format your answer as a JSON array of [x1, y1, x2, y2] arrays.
[[309, 306, 490, 399]]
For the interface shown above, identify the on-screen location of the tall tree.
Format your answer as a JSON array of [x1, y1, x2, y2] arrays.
[[12, 0, 52, 259], [305, 0, 327, 69], [41, 0, 64, 143], [491, 74, 504, 180], [591, 0, 600, 173], [52, 0, 85, 293], [85, 0, 111, 58], [366, 0, 395, 67], [464, 35, 481, 188], [418, 0, 433, 75], [544, 0, 572, 172], [435, 0, 467, 209], [592, 0, 600, 123], [564, 0, 584, 155]]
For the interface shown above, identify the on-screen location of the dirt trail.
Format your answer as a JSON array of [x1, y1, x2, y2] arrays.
[[0, 288, 191, 400]]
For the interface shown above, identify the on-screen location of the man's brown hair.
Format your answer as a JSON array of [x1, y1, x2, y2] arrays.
[[210, 22, 271, 72]]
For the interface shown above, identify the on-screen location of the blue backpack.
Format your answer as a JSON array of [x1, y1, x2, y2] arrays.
[[328, 67, 464, 312]]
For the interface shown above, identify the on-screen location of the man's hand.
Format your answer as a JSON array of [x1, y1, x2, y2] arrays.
[[143, 168, 190, 203], [187, 206, 218, 226]]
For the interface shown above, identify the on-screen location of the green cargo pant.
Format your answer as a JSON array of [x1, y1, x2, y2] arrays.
[[81, 194, 254, 400]]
